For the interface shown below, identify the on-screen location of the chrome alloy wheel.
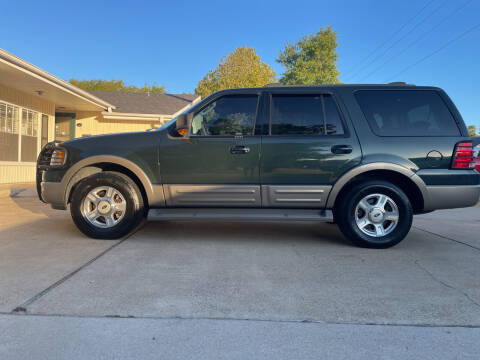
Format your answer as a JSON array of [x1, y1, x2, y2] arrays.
[[81, 186, 127, 228], [354, 193, 399, 238]]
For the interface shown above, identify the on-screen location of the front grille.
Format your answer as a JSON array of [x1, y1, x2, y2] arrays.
[[37, 141, 61, 168], [36, 141, 62, 202]]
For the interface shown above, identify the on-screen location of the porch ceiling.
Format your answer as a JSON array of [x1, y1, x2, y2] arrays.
[[0, 49, 115, 112]]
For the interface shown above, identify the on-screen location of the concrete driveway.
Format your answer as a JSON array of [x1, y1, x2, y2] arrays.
[[1, 184, 479, 359]]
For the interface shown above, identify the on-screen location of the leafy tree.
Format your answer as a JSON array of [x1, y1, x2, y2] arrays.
[[468, 125, 478, 137], [137, 83, 166, 94], [195, 46, 276, 98], [277, 26, 340, 85], [69, 79, 165, 93]]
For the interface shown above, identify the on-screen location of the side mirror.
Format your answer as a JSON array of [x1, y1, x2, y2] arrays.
[[176, 113, 192, 137]]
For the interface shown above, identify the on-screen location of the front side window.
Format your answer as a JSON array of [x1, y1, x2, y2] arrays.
[[271, 94, 344, 135], [355, 90, 460, 136], [191, 95, 258, 136]]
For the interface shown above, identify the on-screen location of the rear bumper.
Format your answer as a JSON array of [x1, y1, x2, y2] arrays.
[[417, 169, 480, 186], [423, 184, 480, 211], [416, 169, 480, 210], [40, 181, 67, 210]]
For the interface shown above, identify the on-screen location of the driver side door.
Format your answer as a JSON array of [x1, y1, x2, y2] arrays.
[[159, 93, 262, 207]]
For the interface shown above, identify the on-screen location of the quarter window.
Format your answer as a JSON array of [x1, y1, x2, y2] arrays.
[[191, 95, 258, 136], [270, 94, 344, 135], [354, 90, 460, 136]]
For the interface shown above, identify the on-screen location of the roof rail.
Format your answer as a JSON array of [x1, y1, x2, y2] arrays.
[[387, 81, 414, 86], [264, 83, 283, 87]]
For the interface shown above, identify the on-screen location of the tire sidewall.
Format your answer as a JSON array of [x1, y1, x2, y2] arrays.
[[70, 172, 144, 239], [338, 181, 413, 248]]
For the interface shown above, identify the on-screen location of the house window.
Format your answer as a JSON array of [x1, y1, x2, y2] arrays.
[[21, 109, 39, 162], [0, 102, 19, 161], [0, 101, 41, 163]]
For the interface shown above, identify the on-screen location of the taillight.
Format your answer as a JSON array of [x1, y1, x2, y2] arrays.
[[451, 142, 474, 169]]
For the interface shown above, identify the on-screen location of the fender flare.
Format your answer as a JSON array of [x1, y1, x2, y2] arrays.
[[325, 162, 428, 209], [61, 155, 156, 206]]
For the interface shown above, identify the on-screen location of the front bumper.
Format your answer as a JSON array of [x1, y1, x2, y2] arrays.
[[36, 141, 67, 209], [40, 181, 67, 210]]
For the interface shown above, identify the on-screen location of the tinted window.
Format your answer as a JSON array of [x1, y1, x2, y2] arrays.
[[191, 95, 258, 136], [271, 94, 344, 135], [355, 90, 460, 136], [324, 95, 344, 135], [271, 95, 324, 135]]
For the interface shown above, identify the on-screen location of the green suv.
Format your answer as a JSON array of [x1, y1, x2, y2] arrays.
[[37, 84, 480, 248]]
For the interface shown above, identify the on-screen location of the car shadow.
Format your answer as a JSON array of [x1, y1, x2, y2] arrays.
[[4, 192, 350, 247], [133, 219, 351, 247]]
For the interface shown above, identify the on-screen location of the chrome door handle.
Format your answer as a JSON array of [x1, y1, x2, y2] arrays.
[[230, 145, 250, 154], [331, 145, 353, 154]]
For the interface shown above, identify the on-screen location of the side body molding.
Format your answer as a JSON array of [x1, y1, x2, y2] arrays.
[[62, 155, 165, 207], [325, 162, 428, 209]]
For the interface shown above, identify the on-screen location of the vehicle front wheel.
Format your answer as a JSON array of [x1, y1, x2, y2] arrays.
[[335, 180, 413, 249], [70, 171, 146, 239]]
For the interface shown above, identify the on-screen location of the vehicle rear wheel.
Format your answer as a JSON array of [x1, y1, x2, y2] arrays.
[[70, 171, 146, 239], [335, 180, 413, 248]]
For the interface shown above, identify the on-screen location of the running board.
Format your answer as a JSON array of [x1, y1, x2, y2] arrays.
[[148, 208, 333, 222]]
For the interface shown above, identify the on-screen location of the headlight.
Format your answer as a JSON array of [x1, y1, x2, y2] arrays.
[[50, 148, 67, 166]]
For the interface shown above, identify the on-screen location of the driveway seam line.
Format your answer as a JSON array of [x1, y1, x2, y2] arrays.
[[11, 222, 144, 313], [413, 226, 480, 252], [414, 259, 480, 309], [1, 311, 480, 329]]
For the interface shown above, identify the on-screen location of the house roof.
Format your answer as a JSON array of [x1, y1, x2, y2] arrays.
[[0, 48, 115, 111], [88, 91, 199, 115]]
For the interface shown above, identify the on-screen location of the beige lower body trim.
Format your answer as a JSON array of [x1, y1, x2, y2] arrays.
[[261, 185, 331, 208], [163, 185, 261, 207], [162, 184, 332, 208]]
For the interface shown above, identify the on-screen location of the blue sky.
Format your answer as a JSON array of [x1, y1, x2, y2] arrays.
[[1, 0, 479, 128]]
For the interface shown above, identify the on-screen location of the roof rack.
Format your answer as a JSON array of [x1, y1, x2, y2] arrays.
[[387, 81, 413, 85]]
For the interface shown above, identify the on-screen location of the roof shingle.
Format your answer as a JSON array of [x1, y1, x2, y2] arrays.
[[88, 91, 199, 115]]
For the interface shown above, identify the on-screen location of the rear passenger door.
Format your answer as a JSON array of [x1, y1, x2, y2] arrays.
[[260, 90, 361, 208]]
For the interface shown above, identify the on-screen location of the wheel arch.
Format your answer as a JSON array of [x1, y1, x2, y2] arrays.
[[62, 156, 158, 208], [327, 163, 428, 214]]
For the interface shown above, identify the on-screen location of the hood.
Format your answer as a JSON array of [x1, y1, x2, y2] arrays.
[[60, 130, 164, 167]]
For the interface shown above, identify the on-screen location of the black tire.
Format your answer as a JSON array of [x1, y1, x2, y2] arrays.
[[335, 180, 413, 249], [70, 171, 147, 239]]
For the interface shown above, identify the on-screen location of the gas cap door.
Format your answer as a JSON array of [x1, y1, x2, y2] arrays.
[[426, 150, 443, 167]]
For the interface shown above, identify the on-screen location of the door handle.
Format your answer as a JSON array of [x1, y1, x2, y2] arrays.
[[331, 145, 353, 154], [230, 145, 250, 154]]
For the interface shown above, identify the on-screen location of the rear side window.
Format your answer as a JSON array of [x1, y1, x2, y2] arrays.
[[324, 95, 344, 135], [355, 90, 460, 136], [271, 94, 344, 135]]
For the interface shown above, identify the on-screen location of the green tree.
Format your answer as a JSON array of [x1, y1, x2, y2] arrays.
[[69, 79, 165, 93], [277, 26, 340, 85], [468, 125, 478, 137], [195, 46, 276, 98]]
